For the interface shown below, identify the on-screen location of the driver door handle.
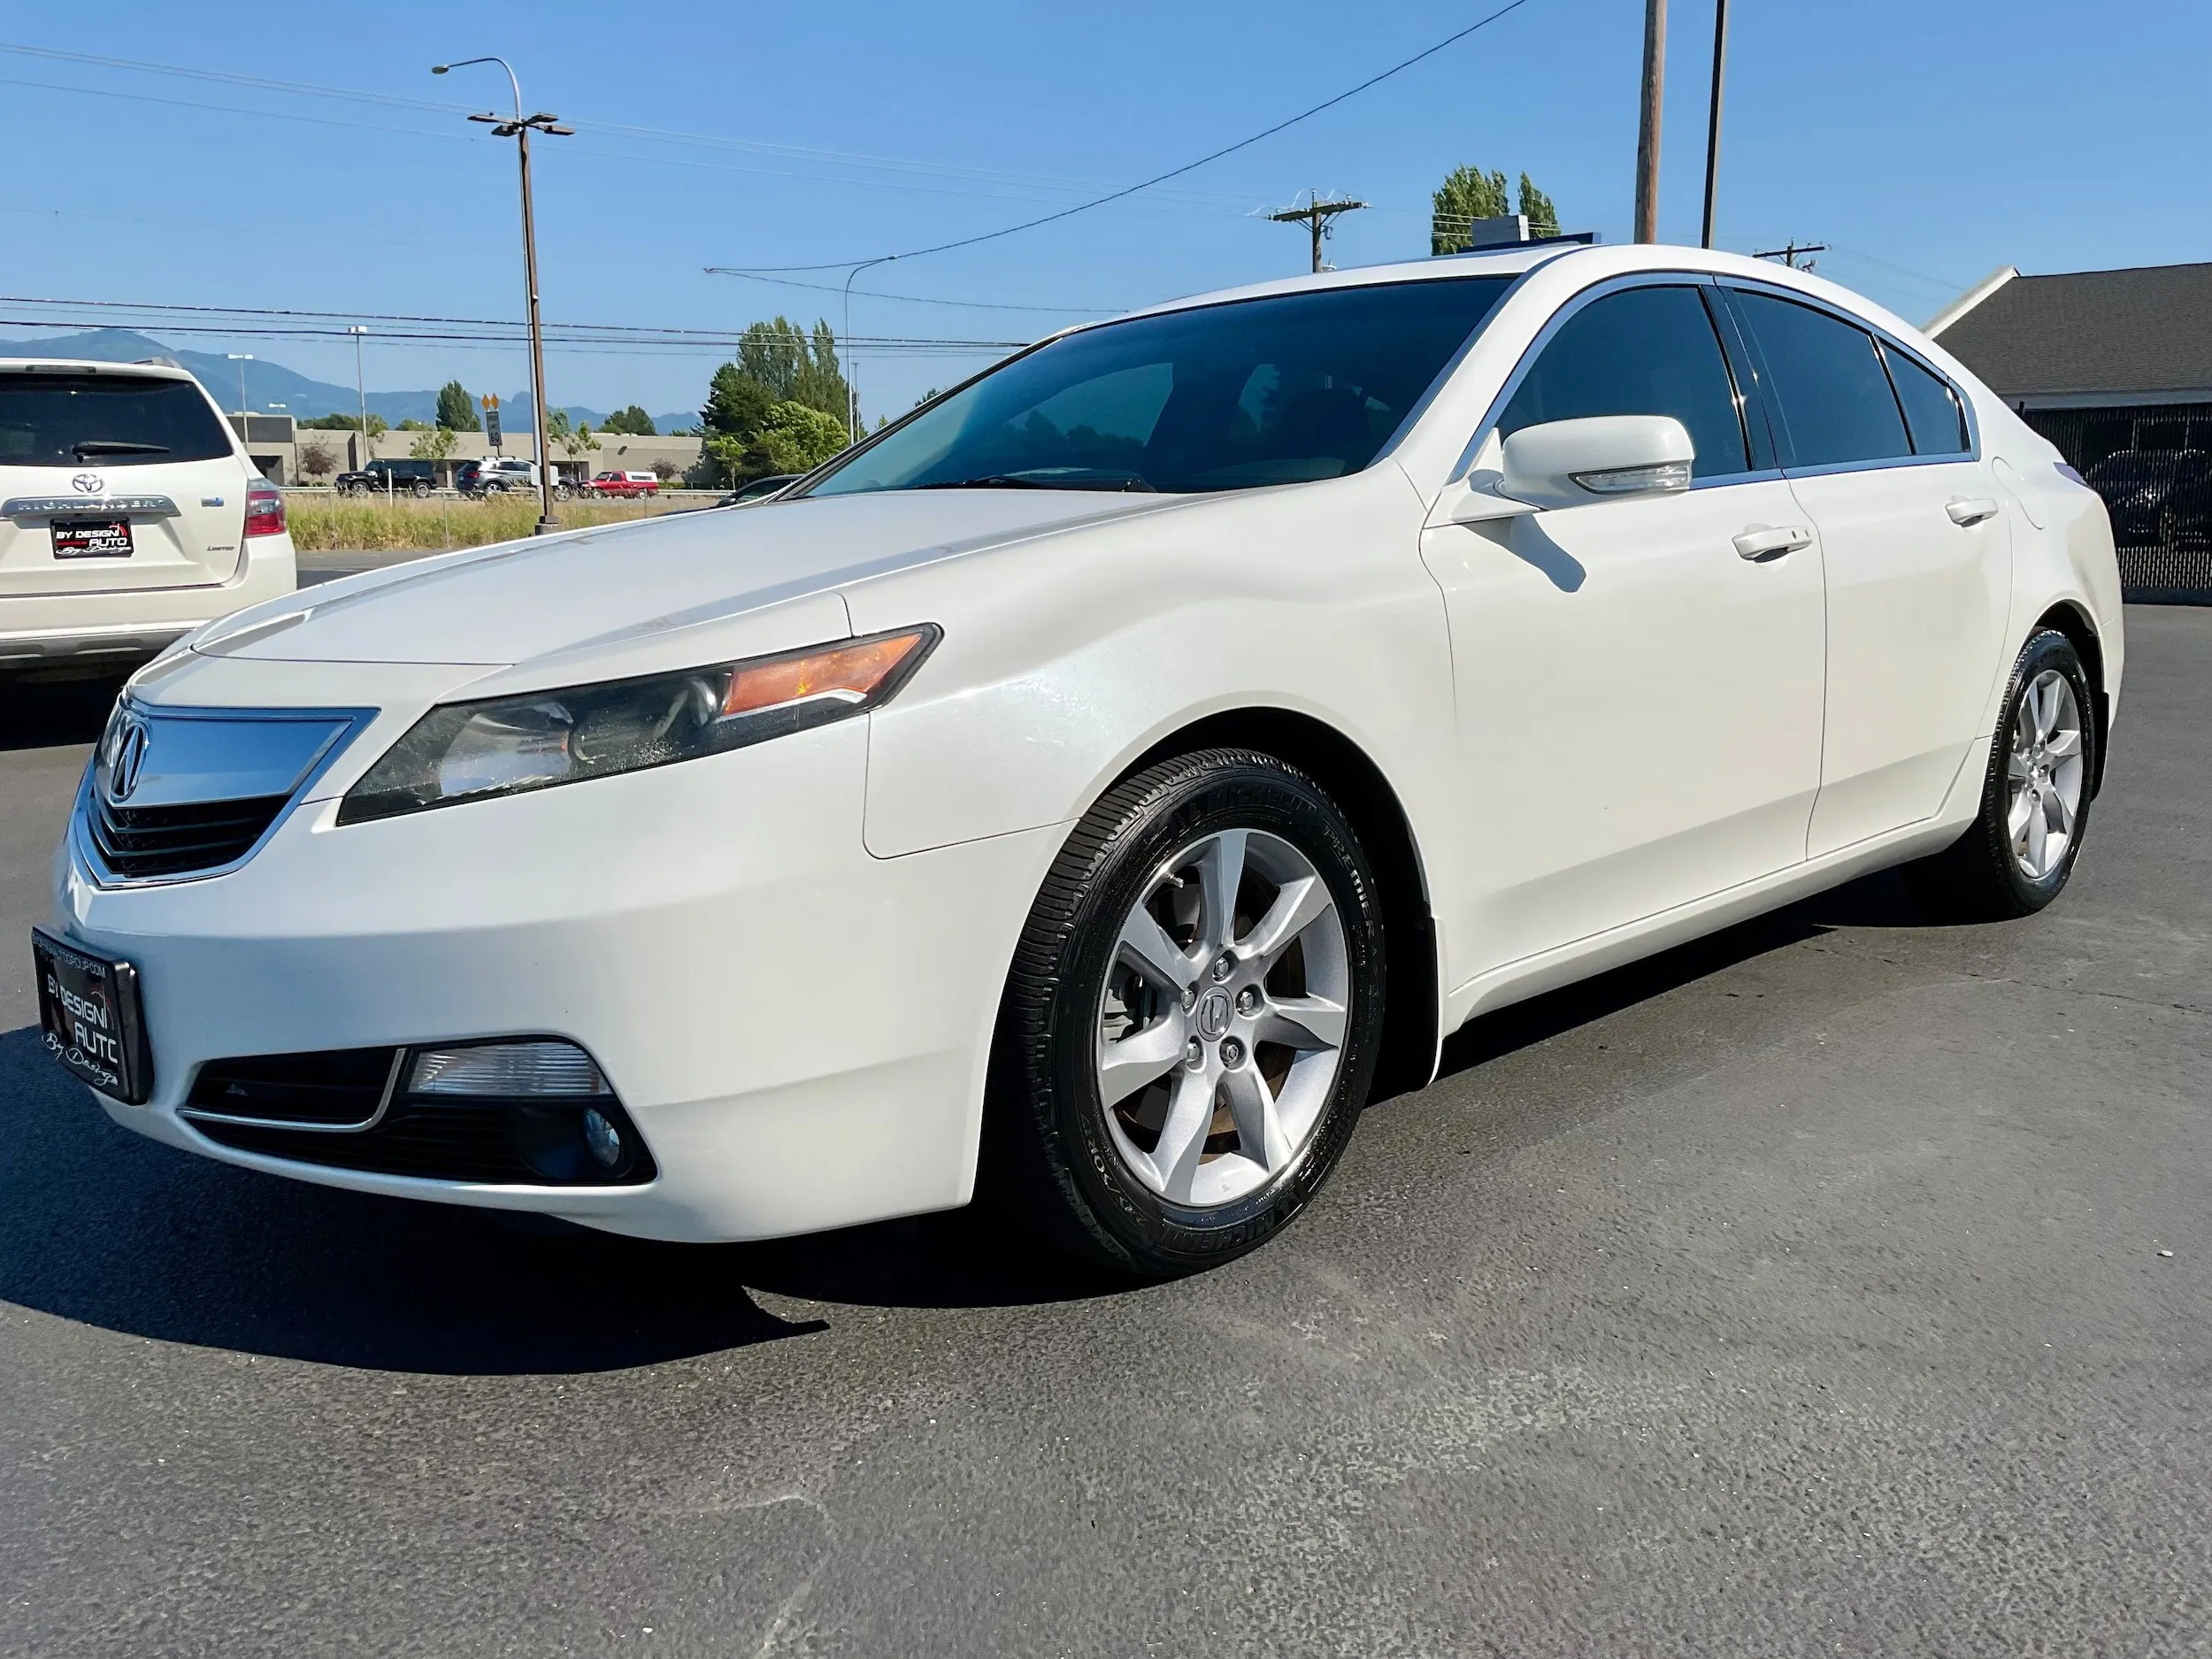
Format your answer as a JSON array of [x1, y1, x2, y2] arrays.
[[1733, 524, 1812, 561], [1947, 497, 2001, 526]]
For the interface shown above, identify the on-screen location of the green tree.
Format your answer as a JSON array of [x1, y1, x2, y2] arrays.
[[733, 317, 849, 420], [1432, 165, 1510, 255], [396, 418, 431, 432], [603, 404, 657, 435], [702, 363, 775, 442], [756, 400, 848, 474], [434, 380, 481, 431], [545, 408, 602, 461], [409, 426, 459, 463], [1517, 173, 1560, 238]]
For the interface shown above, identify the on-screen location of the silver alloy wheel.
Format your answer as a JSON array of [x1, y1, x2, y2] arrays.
[[1094, 828, 1350, 1209], [2007, 667, 2086, 880]]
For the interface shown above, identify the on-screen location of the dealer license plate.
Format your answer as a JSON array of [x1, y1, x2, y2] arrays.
[[31, 927, 151, 1102], [51, 517, 134, 558]]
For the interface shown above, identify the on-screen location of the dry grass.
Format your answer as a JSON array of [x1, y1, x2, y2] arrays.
[[282, 493, 705, 552]]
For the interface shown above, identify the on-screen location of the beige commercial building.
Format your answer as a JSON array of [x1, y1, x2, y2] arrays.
[[232, 415, 706, 488]]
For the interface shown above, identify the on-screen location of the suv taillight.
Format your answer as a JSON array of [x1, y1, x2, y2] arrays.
[[244, 479, 286, 539]]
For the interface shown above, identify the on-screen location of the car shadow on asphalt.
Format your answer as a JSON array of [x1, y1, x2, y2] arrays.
[[0, 869, 1947, 1371], [0, 1022, 1130, 1373], [0, 673, 126, 753]]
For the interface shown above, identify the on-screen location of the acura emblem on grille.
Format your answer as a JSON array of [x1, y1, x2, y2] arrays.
[[72, 472, 104, 495], [107, 714, 151, 802]]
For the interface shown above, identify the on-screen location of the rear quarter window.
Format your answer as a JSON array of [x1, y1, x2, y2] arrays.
[[0, 373, 234, 467]]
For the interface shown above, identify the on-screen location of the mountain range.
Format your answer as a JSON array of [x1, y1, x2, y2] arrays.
[[0, 327, 697, 435]]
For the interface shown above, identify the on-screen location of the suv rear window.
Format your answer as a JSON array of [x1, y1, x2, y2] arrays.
[[0, 373, 234, 467]]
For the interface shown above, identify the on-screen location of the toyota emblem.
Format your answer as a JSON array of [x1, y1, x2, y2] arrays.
[[106, 712, 151, 802], [72, 472, 104, 495]]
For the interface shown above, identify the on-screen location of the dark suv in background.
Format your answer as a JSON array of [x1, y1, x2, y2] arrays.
[[335, 459, 436, 497]]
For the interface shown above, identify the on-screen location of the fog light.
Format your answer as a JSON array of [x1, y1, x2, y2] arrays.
[[581, 1106, 622, 1168], [408, 1040, 605, 1097]]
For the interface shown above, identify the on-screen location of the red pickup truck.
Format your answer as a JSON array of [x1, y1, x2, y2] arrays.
[[585, 470, 660, 498]]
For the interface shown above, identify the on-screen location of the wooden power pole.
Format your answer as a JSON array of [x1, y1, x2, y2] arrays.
[[1635, 0, 1667, 242], [1269, 194, 1369, 273]]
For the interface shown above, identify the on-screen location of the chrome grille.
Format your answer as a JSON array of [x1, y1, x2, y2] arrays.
[[73, 697, 372, 886], [88, 791, 289, 879]]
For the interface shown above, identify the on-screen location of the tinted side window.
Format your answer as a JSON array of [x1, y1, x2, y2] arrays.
[[1732, 291, 1910, 468], [1881, 343, 1969, 456], [1497, 285, 1748, 479]]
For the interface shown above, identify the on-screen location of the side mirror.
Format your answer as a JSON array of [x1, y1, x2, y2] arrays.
[[1448, 415, 1695, 520]]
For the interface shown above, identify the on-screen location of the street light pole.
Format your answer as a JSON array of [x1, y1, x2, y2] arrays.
[[434, 57, 572, 534], [227, 353, 253, 445], [1700, 0, 1729, 249], [347, 326, 370, 470], [841, 254, 896, 444]]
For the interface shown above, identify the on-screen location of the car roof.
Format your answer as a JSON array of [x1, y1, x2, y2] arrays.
[[1059, 242, 1931, 353], [0, 356, 201, 382]]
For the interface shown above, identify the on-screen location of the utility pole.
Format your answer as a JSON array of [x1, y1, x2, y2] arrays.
[[1753, 240, 1827, 271], [1700, 0, 1728, 249], [1268, 192, 1369, 273], [347, 326, 369, 470], [434, 57, 572, 534], [1634, 0, 1667, 242]]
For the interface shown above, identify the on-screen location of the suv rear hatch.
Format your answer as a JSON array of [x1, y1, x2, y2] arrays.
[[0, 365, 252, 597]]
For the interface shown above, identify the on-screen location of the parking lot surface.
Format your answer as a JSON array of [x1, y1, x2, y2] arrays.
[[2, 607, 2207, 1657]]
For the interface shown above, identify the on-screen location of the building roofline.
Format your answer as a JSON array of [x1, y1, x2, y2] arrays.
[[1924, 265, 2018, 338]]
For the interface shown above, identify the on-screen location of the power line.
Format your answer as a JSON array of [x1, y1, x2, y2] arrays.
[[712, 0, 1540, 273], [0, 292, 1025, 347], [699, 270, 1129, 315]]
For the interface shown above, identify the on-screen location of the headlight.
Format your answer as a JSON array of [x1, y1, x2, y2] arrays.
[[336, 625, 938, 825]]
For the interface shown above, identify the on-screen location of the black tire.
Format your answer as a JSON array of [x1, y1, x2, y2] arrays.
[[411, 481, 432, 498], [1908, 628, 2098, 920], [986, 749, 1386, 1277]]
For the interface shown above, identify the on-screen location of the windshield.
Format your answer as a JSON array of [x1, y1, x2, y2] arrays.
[[0, 372, 234, 468], [804, 277, 1516, 498]]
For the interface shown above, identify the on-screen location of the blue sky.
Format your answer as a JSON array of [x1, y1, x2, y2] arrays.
[[2, 0, 2205, 426]]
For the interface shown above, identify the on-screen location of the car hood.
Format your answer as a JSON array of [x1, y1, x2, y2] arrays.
[[194, 490, 1181, 675]]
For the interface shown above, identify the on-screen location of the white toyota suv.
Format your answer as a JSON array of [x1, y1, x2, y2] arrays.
[[0, 358, 295, 673]]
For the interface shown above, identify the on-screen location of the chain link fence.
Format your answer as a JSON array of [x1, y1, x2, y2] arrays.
[[2020, 403, 2212, 603]]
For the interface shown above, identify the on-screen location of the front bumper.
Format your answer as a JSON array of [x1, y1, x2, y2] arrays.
[[50, 715, 1063, 1241]]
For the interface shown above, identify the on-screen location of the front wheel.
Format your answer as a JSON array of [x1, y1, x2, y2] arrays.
[[1909, 628, 2098, 919], [988, 749, 1386, 1277]]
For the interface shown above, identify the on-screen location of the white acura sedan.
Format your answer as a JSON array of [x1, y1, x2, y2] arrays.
[[37, 244, 2121, 1276]]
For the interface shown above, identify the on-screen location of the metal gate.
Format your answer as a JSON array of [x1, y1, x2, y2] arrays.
[[2021, 403, 2212, 603]]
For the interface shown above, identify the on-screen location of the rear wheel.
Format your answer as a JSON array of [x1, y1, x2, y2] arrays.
[[1909, 628, 2097, 919], [988, 749, 1386, 1276], [411, 481, 432, 498]]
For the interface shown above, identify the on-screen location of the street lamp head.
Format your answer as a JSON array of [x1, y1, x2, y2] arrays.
[[431, 63, 449, 73]]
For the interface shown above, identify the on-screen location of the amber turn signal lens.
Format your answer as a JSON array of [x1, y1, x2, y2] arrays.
[[721, 630, 929, 718]]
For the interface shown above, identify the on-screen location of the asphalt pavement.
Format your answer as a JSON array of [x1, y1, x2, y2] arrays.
[[2, 609, 2207, 1657]]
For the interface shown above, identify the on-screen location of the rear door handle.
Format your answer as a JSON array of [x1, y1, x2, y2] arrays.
[[1947, 497, 2001, 526], [1733, 524, 1812, 561]]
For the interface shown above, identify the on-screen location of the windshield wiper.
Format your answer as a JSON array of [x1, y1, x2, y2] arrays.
[[72, 440, 169, 457], [915, 471, 1156, 493]]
